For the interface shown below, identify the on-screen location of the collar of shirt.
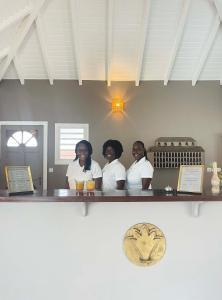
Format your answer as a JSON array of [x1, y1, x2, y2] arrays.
[[104, 159, 119, 168], [134, 156, 146, 165], [75, 158, 84, 169]]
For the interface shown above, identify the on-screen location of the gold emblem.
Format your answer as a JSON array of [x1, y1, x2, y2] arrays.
[[123, 223, 166, 267]]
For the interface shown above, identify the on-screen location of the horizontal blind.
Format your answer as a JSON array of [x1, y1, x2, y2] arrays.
[[59, 128, 85, 160], [55, 123, 89, 164]]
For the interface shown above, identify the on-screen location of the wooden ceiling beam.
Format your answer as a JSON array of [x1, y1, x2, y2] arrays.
[[135, 0, 151, 86], [70, 0, 82, 85], [0, 47, 9, 60], [213, 0, 222, 20], [0, 0, 47, 82], [13, 56, 25, 85], [192, 15, 220, 86], [0, 5, 32, 33], [164, 0, 191, 85], [35, 17, 54, 85]]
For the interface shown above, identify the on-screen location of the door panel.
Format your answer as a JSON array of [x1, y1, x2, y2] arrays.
[[0, 125, 43, 191]]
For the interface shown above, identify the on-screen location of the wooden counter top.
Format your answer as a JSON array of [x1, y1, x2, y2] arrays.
[[0, 189, 222, 202]]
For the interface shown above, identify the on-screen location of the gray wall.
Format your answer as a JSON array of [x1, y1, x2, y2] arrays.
[[0, 80, 221, 189]]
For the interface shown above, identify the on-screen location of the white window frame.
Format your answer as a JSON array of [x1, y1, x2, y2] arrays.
[[55, 123, 89, 165]]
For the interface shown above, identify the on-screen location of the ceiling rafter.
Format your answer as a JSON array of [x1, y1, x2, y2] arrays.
[[35, 16, 53, 85], [0, 47, 9, 60], [0, 0, 47, 82], [0, 5, 32, 33], [106, 0, 114, 87], [70, 0, 82, 85], [164, 0, 191, 86], [135, 0, 151, 86], [13, 56, 25, 85], [213, 0, 222, 19], [192, 15, 220, 86]]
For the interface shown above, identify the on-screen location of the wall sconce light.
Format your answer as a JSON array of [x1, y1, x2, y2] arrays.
[[112, 97, 124, 113]]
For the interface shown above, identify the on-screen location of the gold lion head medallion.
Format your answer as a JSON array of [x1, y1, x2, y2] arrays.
[[123, 223, 166, 267]]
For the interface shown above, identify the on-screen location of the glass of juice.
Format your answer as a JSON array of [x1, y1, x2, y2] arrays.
[[86, 180, 95, 192], [75, 180, 84, 191]]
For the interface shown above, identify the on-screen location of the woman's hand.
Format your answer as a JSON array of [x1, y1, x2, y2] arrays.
[[94, 177, 102, 190], [116, 180, 125, 190], [142, 178, 152, 190]]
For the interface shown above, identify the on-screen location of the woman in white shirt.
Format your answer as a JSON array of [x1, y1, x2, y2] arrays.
[[66, 140, 102, 190], [102, 139, 126, 190], [127, 141, 154, 190]]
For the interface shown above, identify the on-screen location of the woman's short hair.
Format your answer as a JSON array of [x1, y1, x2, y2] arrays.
[[102, 139, 123, 159]]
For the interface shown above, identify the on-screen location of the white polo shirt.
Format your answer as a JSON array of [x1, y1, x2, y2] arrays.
[[66, 159, 102, 189], [102, 159, 126, 190], [126, 157, 154, 190]]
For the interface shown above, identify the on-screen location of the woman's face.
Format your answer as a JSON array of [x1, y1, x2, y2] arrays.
[[76, 143, 89, 162], [104, 146, 116, 163], [132, 142, 145, 161]]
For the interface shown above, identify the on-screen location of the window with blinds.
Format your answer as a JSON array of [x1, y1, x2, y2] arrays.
[[55, 123, 89, 164]]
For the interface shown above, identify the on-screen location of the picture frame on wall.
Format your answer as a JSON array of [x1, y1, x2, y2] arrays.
[[177, 165, 204, 194]]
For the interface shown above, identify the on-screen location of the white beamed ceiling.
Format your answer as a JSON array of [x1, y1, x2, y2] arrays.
[[0, 0, 222, 85]]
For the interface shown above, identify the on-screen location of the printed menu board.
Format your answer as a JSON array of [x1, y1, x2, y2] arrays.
[[5, 166, 34, 195], [177, 165, 204, 193]]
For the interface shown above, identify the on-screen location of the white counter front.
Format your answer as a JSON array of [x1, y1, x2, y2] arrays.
[[0, 201, 221, 300]]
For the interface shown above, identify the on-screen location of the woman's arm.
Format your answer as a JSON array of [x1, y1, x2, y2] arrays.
[[116, 180, 125, 190], [94, 177, 102, 190], [141, 178, 152, 190]]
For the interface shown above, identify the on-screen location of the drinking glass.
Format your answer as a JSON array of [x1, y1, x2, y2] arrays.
[[86, 180, 95, 192], [75, 180, 84, 191]]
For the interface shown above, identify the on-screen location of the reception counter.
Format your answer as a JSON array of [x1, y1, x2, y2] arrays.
[[1, 188, 222, 202], [0, 188, 222, 300], [1, 188, 222, 217]]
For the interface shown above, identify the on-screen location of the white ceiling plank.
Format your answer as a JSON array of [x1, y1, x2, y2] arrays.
[[135, 0, 152, 87], [0, 0, 47, 82], [213, 0, 222, 85], [0, 5, 32, 33], [69, 0, 82, 85], [13, 56, 25, 85], [0, 47, 9, 60], [164, 0, 191, 86], [213, 0, 222, 20], [35, 17, 54, 85], [106, 0, 114, 87], [192, 15, 220, 86]]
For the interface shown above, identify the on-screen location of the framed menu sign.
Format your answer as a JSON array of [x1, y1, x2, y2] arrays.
[[177, 165, 204, 194], [5, 166, 34, 195]]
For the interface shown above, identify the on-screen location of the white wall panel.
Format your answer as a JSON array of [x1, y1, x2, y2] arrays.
[[0, 201, 222, 300]]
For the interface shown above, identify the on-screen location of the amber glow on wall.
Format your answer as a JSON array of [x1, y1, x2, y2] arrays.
[[111, 98, 124, 113]]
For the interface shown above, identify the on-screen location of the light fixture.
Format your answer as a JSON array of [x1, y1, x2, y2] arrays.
[[112, 97, 124, 113]]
